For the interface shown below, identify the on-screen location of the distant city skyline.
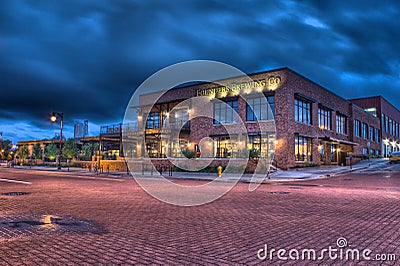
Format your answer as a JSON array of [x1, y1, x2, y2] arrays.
[[1, 0, 400, 143]]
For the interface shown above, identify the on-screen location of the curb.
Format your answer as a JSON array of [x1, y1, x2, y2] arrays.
[[329, 166, 370, 176], [5, 164, 374, 184]]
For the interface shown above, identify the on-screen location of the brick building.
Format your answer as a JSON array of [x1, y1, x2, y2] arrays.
[[350, 96, 400, 157], [123, 67, 398, 169]]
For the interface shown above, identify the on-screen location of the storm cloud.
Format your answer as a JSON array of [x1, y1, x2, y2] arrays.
[[0, 0, 399, 142]]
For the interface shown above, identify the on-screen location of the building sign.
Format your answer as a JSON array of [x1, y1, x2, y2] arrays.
[[196, 76, 281, 97]]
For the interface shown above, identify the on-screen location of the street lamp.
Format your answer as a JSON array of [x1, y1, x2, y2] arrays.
[[50, 112, 64, 170]]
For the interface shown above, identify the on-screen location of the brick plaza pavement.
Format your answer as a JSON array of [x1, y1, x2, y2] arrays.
[[0, 167, 399, 265]]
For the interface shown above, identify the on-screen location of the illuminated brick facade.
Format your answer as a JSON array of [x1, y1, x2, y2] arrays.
[[131, 68, 396, 169]]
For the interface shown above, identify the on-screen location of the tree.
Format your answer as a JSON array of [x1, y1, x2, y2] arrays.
[[45, 143, 59, 160], [182, 148, 196, 159], [18, 145, 29, 162], [248, 148, 261, 160], [93, 142, 100, 156], [62, 138, 78, 160], [81, 143, 93, 161], [0, 140, 12, 160], [32, 143, 42, 162]]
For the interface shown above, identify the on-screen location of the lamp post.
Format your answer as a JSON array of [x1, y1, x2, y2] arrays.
[[50, 112, 64, 170]]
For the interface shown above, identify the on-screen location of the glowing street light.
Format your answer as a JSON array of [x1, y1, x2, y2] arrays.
[[50, 112, 64, 170]]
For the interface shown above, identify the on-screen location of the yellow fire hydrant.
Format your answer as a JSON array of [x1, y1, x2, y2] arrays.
[[217, 165, 223, 178]]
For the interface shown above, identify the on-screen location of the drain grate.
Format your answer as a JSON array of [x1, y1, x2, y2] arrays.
[[1, 192, 31, 196], [268, 191, 290, 195]]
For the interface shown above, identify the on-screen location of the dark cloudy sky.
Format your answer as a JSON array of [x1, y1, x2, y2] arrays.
[[1, 0, 400, 142]]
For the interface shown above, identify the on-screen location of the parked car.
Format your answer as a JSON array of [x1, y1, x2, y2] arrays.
[[389, 152, 400, 164]]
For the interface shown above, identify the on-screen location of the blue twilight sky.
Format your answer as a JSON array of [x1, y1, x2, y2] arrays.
[[0, 0, 400, 143]]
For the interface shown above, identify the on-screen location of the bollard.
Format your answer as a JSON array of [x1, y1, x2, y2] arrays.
[[217, 165, 223, 178]]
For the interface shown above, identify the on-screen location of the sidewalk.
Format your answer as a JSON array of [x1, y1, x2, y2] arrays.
[[155, 158, 388, 183], [5, 158, 389, 183]]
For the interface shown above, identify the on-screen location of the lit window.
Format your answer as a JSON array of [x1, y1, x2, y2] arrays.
[[318, 107, 331, 130], [247, 133, 276, 159], [364, 107, 377, 117], [294, 134, 312, 162], [213, 136, 237, 158], [146, 112, 160, 129]]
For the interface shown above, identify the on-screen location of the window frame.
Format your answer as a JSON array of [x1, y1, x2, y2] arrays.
[[318, 107, 332, 130], [246, 96, 274, 122], [294, 98, 312, 125], [294, 134, 313, 162], [213, 100, 238, 125], [336, 113, 347, 135]]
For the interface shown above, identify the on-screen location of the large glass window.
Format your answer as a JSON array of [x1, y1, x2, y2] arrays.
[[336, 114, 347, 134], [375, 128, 380, 143], [354, 120, 361, 137], [318, 107, 331, 130], [213, 136, 238, 158], [246, 96, 274, 121], [247, 133, 276, 159], [146, 140, 159, 158], [170, 108, 190, 128], [330, 144, 338, 162], [146, 112, 160, 129], [294, 134, 312, 162], [362, 123, 368, 139], [214, 100, 238, 124], [382, 114, 386, 132], [369, 126, 374, 141], [294, 99, 312, 124], [170, 139, 188, 158], [385, 115, 389, 133]]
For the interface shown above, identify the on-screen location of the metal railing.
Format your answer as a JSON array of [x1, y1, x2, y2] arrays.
[[100, 121, 189, 135], [100, 123, 139, 134]]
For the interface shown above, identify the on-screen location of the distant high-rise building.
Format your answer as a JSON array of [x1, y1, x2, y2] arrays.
[[74, 120, 89, 141]]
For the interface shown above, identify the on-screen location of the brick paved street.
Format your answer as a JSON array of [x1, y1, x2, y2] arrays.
[[0, 166, 399, 265]]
